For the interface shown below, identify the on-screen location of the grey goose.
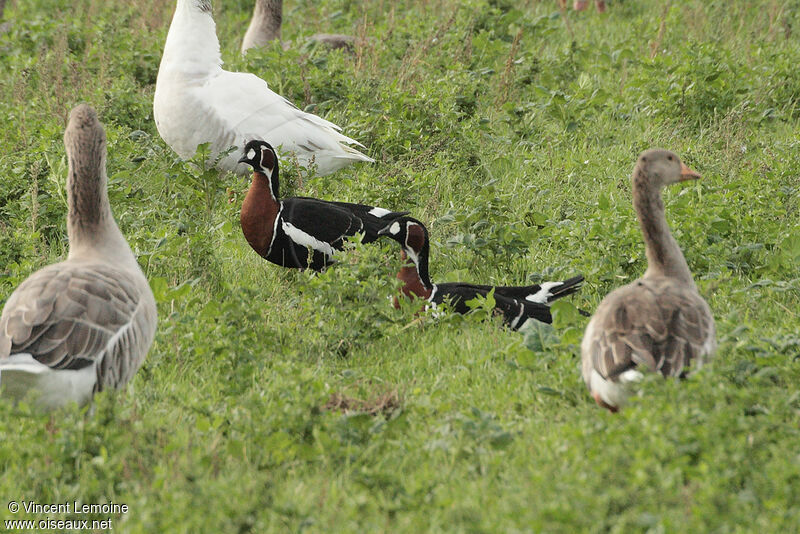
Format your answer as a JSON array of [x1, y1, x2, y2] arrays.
[[0, 104, 157, 410], [581, 149, 716, 412]]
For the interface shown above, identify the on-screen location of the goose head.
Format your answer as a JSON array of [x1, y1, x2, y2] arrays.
[[634, 149, 701, 190], [378, 216, 432, 287], [239, 140, 278, 177], [239, 140, 280, 198]]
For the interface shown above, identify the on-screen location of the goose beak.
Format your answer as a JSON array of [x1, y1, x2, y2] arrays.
[[679, 163, 701, 181], [377, 224, 391, 236], [237, 155, 248, 164]]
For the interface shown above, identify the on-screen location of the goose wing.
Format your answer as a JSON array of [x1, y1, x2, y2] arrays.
[[583, 278, 715, 383], [199, 70, 372, 173], [0, 262, 156, 391], [281, 198, 365, 249]]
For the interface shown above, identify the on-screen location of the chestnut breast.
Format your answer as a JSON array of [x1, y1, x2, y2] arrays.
[[395, 249, 431, 306], [240, 174, 280, 257]]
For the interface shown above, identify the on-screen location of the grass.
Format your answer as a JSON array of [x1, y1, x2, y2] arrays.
[[1, 0, 799, 531]]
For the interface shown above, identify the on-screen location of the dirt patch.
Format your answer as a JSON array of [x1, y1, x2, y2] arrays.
[[324, 389, 402, 418]]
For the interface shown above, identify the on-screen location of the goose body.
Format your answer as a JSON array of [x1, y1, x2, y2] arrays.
[[239, 140, 406, 271], [378, 217, 584, 329], [581, 149, 716, 412], [0, 105, 157, 410], [154, 0, 373, 176]]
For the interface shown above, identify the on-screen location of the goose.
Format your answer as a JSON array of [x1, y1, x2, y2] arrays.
[[154, 0, 373, 177], [0, 104, 158, 410], [238, 140, 407, 271], [570, 1, 606, 12], [378, 217, 584, 330], [241, 0, 355, 54], [242, 0, 282, 53], [581, 149, 716, 412]]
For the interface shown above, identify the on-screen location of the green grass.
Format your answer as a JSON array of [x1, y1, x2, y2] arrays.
[[1, 0, 799, 531]]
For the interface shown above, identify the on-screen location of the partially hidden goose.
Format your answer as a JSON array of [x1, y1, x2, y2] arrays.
[[241, 0, 355, 54], [241, 0, 282, 53], [378, 217, 584, 330], [154, 0, 373, 176], [0, 105, 158, 410], [581, 149, 716, 413], [238, 140, 407, 271]]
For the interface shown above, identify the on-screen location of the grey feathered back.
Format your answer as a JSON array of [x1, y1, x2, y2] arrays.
[[582, 277, 716, 382]]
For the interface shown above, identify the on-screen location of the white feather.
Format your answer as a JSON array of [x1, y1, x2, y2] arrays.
[[589, 368, 629, 410], [281, 221, 336, 258], [368, 207, 392, 217], [525, 281, 564, 304], [0, 354, 96, 410], [154, 0, 373, 176]]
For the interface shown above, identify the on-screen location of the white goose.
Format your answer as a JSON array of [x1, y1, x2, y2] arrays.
[[581, 149, 716, 412], [0, 104, 157, 410], [154, 0, 373, 176]]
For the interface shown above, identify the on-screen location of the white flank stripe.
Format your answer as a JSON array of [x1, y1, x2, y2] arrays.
[[525, 281, 564, 304], [368, 207, 392, 217], [266, 203, 284, 256], [510, 303, 526, 329], [282, 221, 336, 258]]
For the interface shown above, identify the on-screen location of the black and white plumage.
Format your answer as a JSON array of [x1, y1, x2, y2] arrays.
[[581, 149, 716, 413], [0, 105, 157, 410], [377, 217, 584, 330], [238, 140, 407, 271]]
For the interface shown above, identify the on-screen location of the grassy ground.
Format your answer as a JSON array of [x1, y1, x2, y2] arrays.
[[1, 0, 799, 531]]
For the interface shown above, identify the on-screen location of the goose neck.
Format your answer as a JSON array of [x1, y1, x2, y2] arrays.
[[397, 249, 433, 299], [161, 0, 222, 74], [632, 171, 695, 286], [250, 0, 282, 42]]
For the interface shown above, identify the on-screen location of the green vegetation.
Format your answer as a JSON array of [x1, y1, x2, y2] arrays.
[[1, 0, 799, 531]]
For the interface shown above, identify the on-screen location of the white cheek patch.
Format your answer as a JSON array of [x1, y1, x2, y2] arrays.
[[388, 222, 401, 235], [247, 148, 256, 160], [368, 207, 391, 218]]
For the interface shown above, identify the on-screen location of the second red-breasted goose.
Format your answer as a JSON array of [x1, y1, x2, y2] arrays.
[[238, 140, 408, 271], [377, 216, 584, 330]]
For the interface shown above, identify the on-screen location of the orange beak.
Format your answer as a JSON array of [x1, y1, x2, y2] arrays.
[[679, 162, 701, 181]]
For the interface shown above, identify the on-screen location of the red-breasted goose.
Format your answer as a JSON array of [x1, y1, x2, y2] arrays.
[[0, 105, 157, 410], [154, 0, 373, 176], [238, 140, 407, 271], [581, 149, 716, 412], [378, 217, 584, 330]]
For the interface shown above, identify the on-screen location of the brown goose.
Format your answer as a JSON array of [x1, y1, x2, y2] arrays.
[[241, 0, 282, 53], [581, 149, 716, 412], [241, 0, 355, 54], [0, 104, 157, 410]]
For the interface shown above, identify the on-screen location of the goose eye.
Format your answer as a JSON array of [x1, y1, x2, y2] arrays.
[[667, 155, 673, 161]]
